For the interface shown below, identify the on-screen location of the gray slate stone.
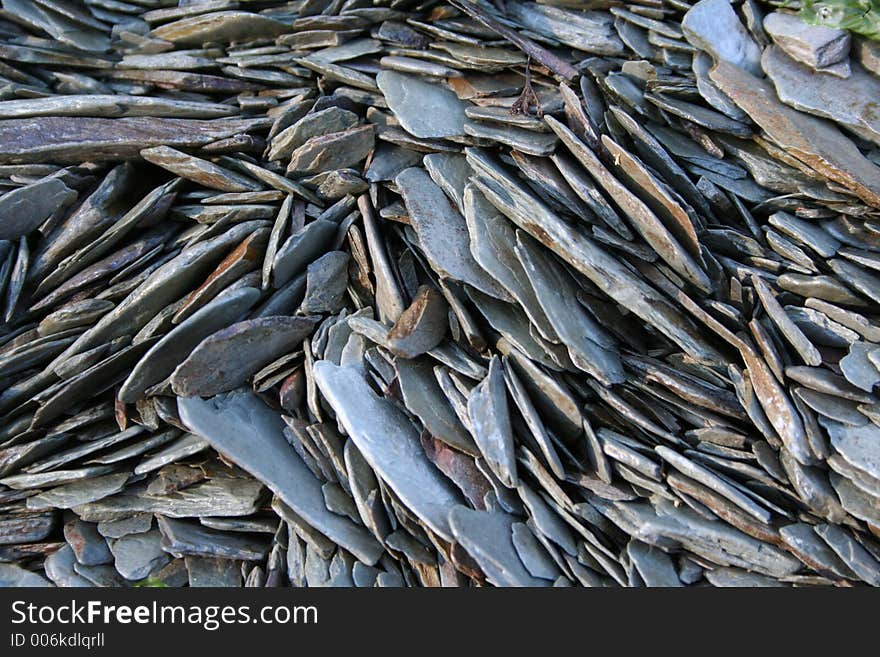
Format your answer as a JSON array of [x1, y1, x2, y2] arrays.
[[110, 529, 171, 581], [64, 519, 113, 566], [855, 37, 880, 76], [511, 522, 560, 580], [44, 544, 95, 587], [286, 125, 375, 177], [467, 357, 518, 488], [396, 167, 509, 301], [764, 11, 850, 71], [26, 472, 130, 511], [272, 218, 337, 288], [840, 341, 880, 392], [158, 517, 269, 561], [0, 175, 77, 241], [682, 0, 763, 76], [171, 315, 319, 397], [185, 556, 243, 587], [815, 523, 880, 585], [177, 390, 383, 565], [376, 71, 467, 138], [627, 540, 682, 587], [0, 562, 53, 587], [119, 286, 260, 402], [764, 46, 880, 147], [300, 252, 349, 314], [97, 514, 153, 539], [78, 477, 262, 521], [314, 361, 465, 541], [448, 506, 546, 587]]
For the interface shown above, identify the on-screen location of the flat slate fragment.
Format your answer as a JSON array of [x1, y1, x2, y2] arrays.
[[377, 71, 468, 138], [710, 60, 880, 208], [314, 361, 464, 541], [396, 166, 511, 301], [764, 11, 851, 71], [76, 477, 261, 520], [0, 563, 53, 587], [110, 529, 170, 581], [0, 116, 264, 164], [141, 146, 262, 192], [763, 47, 880, 146], [467, 357, 518, 488], [158, 517, 269, 561], [171, 315, 319, 397], [287, 126, 375, 177], [152, 11, 289, 45], [177, 390, 383, 565], [0, 175, 77, 241], [120, 287, 260, 402], [682, 0, 763, 75], [448, 506, 546, 587]]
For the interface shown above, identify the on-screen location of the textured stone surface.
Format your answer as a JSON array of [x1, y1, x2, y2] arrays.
[[763, 46, 880, 146], [376, 71, 468, 138], [682, 0, 763, 76], [764, 11, 851, 71]]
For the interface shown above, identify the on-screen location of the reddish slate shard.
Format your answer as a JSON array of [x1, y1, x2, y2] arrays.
[[421, 433, 491, 510], [385, 285, 448, 357], [710, 60, 880, 208], [173, 229, 269, 324]]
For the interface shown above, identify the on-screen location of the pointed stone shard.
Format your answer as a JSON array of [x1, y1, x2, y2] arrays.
[[467, 357, 518, 489], [396, 166, 510, 301], [272, 218, 338, 288], [548, 118, 711, 293], [0, 116, 264, 164], [514, 232, 624, 385], [141, 146, 261, 192], [383, 285, 448, 358], [752, 275, 822, 366], [286, 125, 375, 177], [0, 174, 77, 241], [119, 287, 260, 402], [627, 540, 682, 587], [300, 252, 350, 315], [314, 361, 464, 541], [682, 0, 763, 75], [178, 390, 382, 565], [466, 147, 722, 364], [396, 357, 477, 455]]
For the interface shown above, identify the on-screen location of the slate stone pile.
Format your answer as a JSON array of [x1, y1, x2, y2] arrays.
[[1, 0, 880, 588]]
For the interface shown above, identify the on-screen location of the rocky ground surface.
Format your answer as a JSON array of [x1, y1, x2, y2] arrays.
[[1, 0, 880, 588]]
